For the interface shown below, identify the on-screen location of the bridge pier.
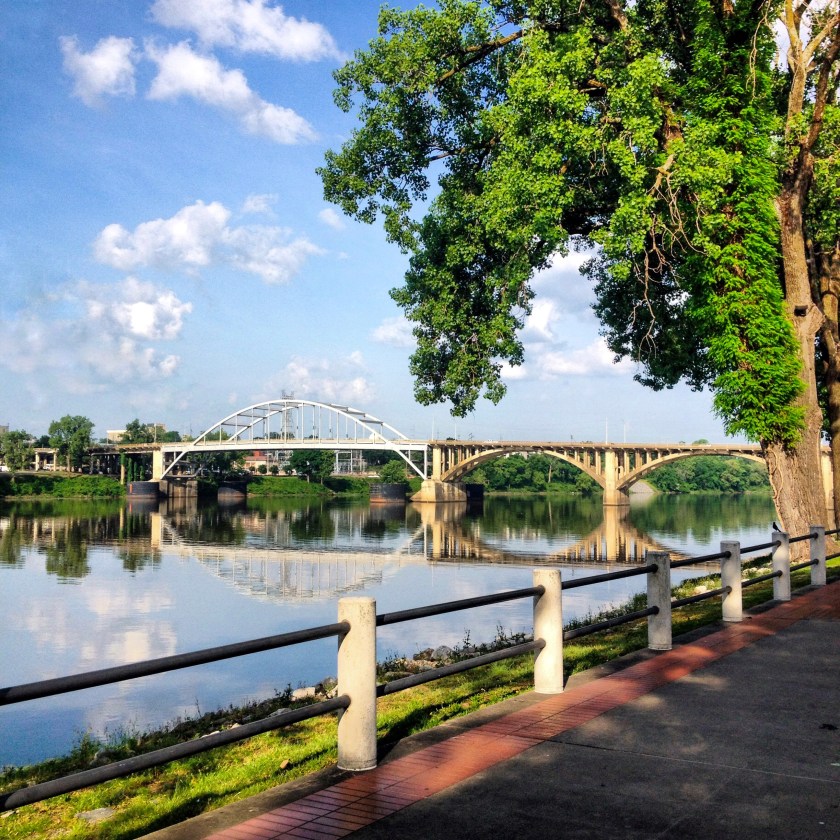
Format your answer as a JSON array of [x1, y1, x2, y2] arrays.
[[603, 450, 630, 506], [411, 479, 467, 503]]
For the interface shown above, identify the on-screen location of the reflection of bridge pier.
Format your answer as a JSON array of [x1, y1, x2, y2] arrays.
[[413, 499, 673, 566]]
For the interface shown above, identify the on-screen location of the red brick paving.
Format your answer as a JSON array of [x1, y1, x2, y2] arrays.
[[203, 582, 840, 840]]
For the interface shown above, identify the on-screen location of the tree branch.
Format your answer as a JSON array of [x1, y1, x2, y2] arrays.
[[436, 30, 524, 86]]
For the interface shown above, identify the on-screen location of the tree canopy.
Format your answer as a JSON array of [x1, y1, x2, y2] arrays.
[[48, 415, 94, 471], [289, 450, 336, 484], [0, 430, 35, 472], [320, 0, 840, 531]]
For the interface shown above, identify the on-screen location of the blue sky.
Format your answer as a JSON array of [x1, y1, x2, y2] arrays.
[[1, 1, 735, 444]]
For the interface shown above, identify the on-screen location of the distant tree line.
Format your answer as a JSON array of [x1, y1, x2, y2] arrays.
[[465, 454, 599, 494], [644, 457, 770, 494]]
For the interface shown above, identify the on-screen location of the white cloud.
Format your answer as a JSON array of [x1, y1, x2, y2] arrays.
[[59, 35, 138, 107], [241, 193, 277, 215], [94, 201, 231, 271], [224, 225, 323, 283], [318, 207, 345, 230], [0, 279, 191, 387], [533, 339, 635, 377], [93, 200, 322, 283], [150, 0, 343, 62], [146, 40, 316, 144], [372, 316, 414, 348], [521, 298, 559, 341], [500, 361, 529, 381], [265, 354, 374, 406], [81, 277, 192, 340]]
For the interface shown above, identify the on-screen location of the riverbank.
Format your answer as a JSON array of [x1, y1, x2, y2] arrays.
[[3, 559, 836, 840], [0, 473, 413, 501], [0, 473, 124, 499]]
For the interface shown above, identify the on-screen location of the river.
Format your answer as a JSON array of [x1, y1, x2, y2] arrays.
[[0, 492, 776, 767]]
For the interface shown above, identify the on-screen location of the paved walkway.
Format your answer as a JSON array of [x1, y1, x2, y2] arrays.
[[150, 583, 840, 840]]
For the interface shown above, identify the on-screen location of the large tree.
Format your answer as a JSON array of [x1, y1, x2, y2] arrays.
[[0, 430, 35, 472], [320, 0, 840, 534], [48, 415, 94, 471], [289, 450, 336, 484]]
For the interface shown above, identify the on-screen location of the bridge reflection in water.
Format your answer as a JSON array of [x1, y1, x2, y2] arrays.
[[146, 498, 681, 604]]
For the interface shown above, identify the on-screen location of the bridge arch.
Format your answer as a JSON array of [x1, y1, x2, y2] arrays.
[[158, 399, 426, 480], [443, 448, 604, 488], [617, 449, 766, 494]]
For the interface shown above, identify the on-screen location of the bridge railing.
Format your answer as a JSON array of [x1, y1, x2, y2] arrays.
[[1, 525, 837, 810]]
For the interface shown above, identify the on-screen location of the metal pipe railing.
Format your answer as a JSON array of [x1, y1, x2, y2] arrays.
[[1, 521, 832, 811], [0, 622, 350, 706]]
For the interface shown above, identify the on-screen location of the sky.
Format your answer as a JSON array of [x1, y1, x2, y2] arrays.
[[0, 0, 738, 445]]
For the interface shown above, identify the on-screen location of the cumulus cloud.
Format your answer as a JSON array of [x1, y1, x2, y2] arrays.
[[241, 193, 277, 215], [150, 0, 343, 61], [371, 316, 414, 348], [521, 299, 559, 341], [59, 35, 138, 106], [94, 201, 231, 271], [224, 225, 322, 283], [264, 354, 375, 406], [0, 278, 191, 388], [533, 339, 635, 378], [146, 40, 316, 143], [318, 208, 346, 230], [93, 200, 322, 283]]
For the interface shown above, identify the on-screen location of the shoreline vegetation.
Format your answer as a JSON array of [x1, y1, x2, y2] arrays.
[[0, 451, 772, 501], [2, 560, 836, 840]]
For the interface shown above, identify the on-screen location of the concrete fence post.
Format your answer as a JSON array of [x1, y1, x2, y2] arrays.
[[772, 531, 791, 602], [336, 597, 377, 771], [646, 551, 672, 651], [720, 540, 742, 622], [811, 526, 827, 587], [533, 569, 564, 694]]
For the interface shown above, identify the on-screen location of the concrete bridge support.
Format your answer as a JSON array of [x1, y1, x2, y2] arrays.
[[411, 479, 467, 503], [602, 450, 630, 506]]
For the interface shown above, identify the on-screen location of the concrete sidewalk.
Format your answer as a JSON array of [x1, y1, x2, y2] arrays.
[[149, 583, 840, 840]]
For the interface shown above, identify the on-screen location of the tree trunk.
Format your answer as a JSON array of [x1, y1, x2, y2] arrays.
[[769, 187, 828, 548]]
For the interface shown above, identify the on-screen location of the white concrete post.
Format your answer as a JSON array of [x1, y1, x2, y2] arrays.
[[646, 551, 672, 650], [720, 540, 742, 622], [336, 597, 377, 771], [533, 569, 564, 694], [772, 531, 791, 602], [811, 526, 827, 587]]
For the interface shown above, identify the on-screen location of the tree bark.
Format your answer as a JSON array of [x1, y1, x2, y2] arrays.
[[769, 186, 828, 547]]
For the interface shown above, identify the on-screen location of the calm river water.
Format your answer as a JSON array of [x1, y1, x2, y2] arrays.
[[0, 493, 776, 767]]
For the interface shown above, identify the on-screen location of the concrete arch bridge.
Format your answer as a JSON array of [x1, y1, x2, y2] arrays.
[[425, 440, 774, 505]]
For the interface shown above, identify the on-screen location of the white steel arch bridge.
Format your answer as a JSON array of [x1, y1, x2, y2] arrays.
[[155, 398, 428, 480]]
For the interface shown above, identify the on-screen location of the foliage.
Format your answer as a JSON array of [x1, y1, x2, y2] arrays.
[[320, 0, 838, 455], [121, 420, 179, 444], [378, 459, 409, 483], [48, 416, 94, 470], [288, 450, 335, 484], [464, 453, 598, 494], [646, 456, 770, 494], [121, 419, 154, 444], [245, 476, 333, 498], [0, 430, 35, 471], [0, 474, 124, 499]]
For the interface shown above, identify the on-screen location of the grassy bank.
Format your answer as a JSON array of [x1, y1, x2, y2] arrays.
[[0, 473, 124, 499], [2, 558, 837, 840]]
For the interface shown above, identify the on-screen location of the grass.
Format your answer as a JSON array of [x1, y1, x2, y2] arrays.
[[1, 559, 837, 840]]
